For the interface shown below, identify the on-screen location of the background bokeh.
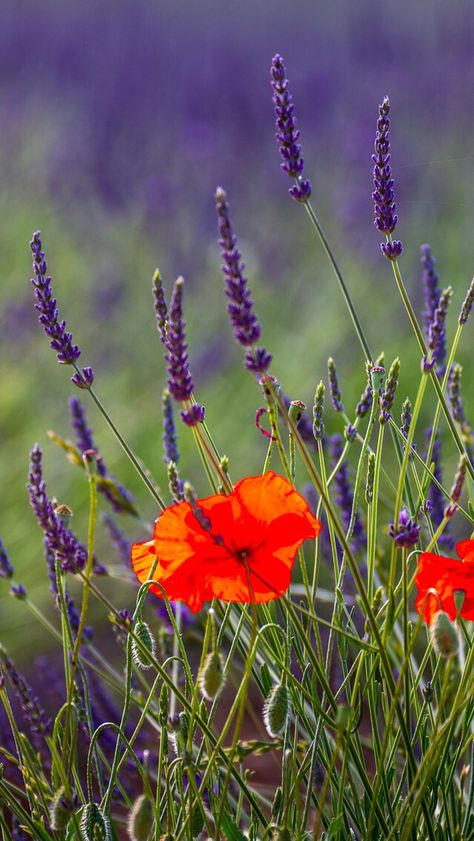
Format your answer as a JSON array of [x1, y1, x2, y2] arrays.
[[2, 0, 474, 657]]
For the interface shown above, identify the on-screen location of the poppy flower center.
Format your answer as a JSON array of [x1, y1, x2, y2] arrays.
[[235, 548, 250, 564]]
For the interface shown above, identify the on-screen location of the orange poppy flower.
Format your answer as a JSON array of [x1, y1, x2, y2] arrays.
[[131, 471, 321, 612], [414, 539, 474, 625]]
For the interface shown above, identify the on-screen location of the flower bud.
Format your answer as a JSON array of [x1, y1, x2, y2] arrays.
[[198, 651, 225, 700], [263, 683, 290, 738], [132, 621, 156, 669], [429, 611, 459, 659], [79, 802, 112, 841], [127, 794, 154, 841], [49, 786, 72, 830]]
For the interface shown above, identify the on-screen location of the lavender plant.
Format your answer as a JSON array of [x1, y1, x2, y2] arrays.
[[0, 55, 473, 841]]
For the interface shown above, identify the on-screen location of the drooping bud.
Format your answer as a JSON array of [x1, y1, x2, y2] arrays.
[[429, 611, 459, 659], [198, 651, 225, 700], [131, 621, 156, 670], [127, 794, 154, 841], [263, 683, 291, 738], [79, 802, 112, 841], [49, 786, 74, 830]]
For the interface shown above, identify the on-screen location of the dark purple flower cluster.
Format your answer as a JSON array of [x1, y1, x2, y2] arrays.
[[271, 54, 311, 202], [424, 430, 453, 551], [388, 508, 420, 548], [0, 538, 14, 579], [372, 98, 403, 259], [69, 397, 134, 514], [0, 650, 51, 737], [421, 245, 441, 335], [30, 232, 81, 365], [162, 389, 179, 463], [215, 188, 271, 374], [327, 358, 344, 413], [330, 435, 366, 552], [423, 287, 451, 374], [165, 278, 205, 425], [356, 382, 373, 418], [27, 444, 87, 573]]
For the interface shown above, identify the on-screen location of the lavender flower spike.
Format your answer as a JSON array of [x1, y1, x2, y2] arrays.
[[372, 97, 403, 260], [0, 538, 14, 579], [30, 231, 81, 364], [388, 509, 420, 548], [215, 187, 271, 374], [420, 245, 441, 335], [271, 54, 311, 202], [166, 277, 205, 425], [423, 286, 452, 373]]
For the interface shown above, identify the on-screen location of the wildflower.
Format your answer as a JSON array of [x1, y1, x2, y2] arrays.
[[423, 286, 452, 374], [388, 508, 420, 548], [421, 245, 441, 335], [372, 97, 403, 259], [215, 187, 271, 374], [166, 277, 205, 424], [271, 54, 311, 201], [327, 358, 344, 413], [131, 471, 321, 613], [414, 539, 474, 624]]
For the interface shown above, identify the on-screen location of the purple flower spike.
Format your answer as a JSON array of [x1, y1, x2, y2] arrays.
[[372, 98, 403, 257], [421, 245, 441, 334], [71, 366, 94, 389], [181, 404, 206, 426], [271, 54, 312, 202], [30, 231, 81, 365], [388, 508, 420, 548], [162, 389, 179, 463], [0, 539, 14, 579], [423, 286, 452, 374], [166, 277, 194, 401]]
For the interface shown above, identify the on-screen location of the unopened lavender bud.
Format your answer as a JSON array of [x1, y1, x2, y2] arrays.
[[366, 452, 375, 504], [379, 358, 400, 424], [127, 794, 154, 841], [429, 611, 459, 658], [444, 455, 468, 518], [327, 358, 344, 413], [447, 363, 466, 424], [400, 398, 412, 443], [79, 802, 112, 841], [426, 286, 452, 373], [198, 651, 225, 700], [131, 621, 156, 670], [159, 684, 169, 727], [312, 381, 325, 441], [162, 389, 179, 464], [288, 400, 306, 426], [356, 382, 373, 418], [459, 277, 474, 325], [167, 461, 184, 502], [263, 682, 290, 738], [152, 269, 168, 345]]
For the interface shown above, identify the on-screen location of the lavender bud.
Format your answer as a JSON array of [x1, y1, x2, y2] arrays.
[[10, 583, 27, 599], [312, 382, 325, 441], [447, 363, 466, 424], [263, 682, 291, 738], [344, 424, 357, 443], [180, 403, 206, 426], [365, 452, 375, 504], [162, 389, 179, 463], [30, 231, 81, 365], [167, 461, 185, 503], [400, 398, 412, 442], [372, 97, 403, 254], [420, 245, 441, 336], [0, 538, 14, 579], [388, 508, 420, 548], [327, 357, 344, 413], [459, 277, 474, 326], [152, 268, 168, 345], [424, 286, 451, 374], [444, 455, 468, 518], [71, 366, 94, 389], [270, 54, 311, 202], [356, 382, 373, 418], [379, 358, 400, 424], [166, 277, 194, 401]]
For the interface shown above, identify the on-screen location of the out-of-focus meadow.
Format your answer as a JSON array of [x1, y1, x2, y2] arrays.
[[2, 0, 474, 655]]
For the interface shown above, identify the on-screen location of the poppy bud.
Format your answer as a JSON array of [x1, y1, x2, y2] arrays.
[[429, 611, 459, 658], [288, 400, 306, 426], [263, 683, 291, 738], [198, 651, 225, 700], [127, 794, 154, 841], [49, 786, 72, 830], [132, 621, 156, 669], [79, 802, 112, 841]]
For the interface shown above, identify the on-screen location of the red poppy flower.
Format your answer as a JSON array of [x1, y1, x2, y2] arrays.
[[414, 539, 474, 625], [131, 471, 321, 613]]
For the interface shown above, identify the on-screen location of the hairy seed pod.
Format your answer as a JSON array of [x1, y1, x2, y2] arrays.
[[198, 651, 225, 700], [79, 802, 112, 841], [49, 786, 72, 830], [263, 683, 290, 738], [132, 621, 156, 669], [127, 794, 154, 841], [430, 611, 459, 658]]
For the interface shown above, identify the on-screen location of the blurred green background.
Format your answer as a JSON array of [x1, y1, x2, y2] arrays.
[[1, 0, 474, 657]]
